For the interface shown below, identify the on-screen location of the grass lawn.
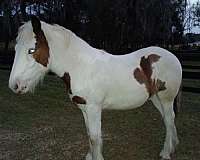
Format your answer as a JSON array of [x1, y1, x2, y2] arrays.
[[0, 69, 200, 160]]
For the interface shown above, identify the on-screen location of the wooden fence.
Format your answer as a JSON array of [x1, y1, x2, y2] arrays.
[[0, 51, 14, 70], [175, 51, 200, 93], [0, 50, 200, 93]]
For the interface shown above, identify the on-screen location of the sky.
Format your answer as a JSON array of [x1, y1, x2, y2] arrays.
[[190, 0, 198, 3], [188, 0, 200, 33]]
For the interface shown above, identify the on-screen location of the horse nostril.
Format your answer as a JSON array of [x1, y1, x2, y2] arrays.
[[14, 84, 18, 90], [21, 86, 27, 90]]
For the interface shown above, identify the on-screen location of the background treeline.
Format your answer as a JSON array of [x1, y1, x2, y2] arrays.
[[0, 0, 188, 54]]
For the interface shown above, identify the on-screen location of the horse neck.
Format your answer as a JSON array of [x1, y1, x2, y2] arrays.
[[47, 27, 95, 77]]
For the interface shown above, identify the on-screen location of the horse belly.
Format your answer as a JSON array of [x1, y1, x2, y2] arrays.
[[103, 85, 149, 110]]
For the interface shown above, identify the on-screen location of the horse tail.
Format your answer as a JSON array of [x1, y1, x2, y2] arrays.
[[173, 83, 182, 116]]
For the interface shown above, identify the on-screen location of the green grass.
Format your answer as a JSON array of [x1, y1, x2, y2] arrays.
[[0, 69, 200, 160]]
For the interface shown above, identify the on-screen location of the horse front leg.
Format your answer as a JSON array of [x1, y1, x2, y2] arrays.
[[81, 104, 104, 160]]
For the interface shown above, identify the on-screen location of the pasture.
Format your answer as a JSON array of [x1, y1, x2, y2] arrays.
[[0, 69, 200, 160]]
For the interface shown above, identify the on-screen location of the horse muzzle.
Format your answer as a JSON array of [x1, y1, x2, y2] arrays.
[[9, 78, 28, 94]]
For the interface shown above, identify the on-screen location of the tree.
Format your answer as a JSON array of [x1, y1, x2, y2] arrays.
[[1, 0, 12, 52], [0, 0, 186, 54], [192, 0, 200, 26]]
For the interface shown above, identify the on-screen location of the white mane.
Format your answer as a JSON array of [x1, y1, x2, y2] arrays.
[[16, 22, 34, 45], [16, 21, 72, 44]]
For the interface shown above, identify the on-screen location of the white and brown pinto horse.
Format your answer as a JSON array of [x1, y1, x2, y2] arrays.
[[9, 16, 182, 160]]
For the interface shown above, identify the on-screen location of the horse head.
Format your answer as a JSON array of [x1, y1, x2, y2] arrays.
[[9, 16, 50, 94]]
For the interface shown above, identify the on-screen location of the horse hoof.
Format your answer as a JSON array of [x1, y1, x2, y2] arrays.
[[86, 152, 92, 160], [160, 150, 171, 160]]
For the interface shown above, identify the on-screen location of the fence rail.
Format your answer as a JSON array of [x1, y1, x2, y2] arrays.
[[175, 52, 200, 93], [182, 65, 200, 70], [183, 71, 200, 79], [0, 50, 200, 93], [175, 53, 200, 61]]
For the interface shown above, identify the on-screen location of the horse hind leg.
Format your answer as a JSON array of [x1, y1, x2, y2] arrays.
[[151, 94, 179, 159]]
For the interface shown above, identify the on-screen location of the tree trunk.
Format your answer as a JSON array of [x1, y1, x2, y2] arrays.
[[2, 0, 12, 54], [20, 0, 27, 21]]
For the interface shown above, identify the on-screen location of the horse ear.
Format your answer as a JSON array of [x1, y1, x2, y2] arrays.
[[30, 15, 41, 34]]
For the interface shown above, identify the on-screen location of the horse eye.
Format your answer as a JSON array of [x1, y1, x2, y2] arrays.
[[28, 48, 36, 54]]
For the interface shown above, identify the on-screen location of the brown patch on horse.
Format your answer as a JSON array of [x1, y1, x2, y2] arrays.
[[32, 30, 49, 67], [61, 72, 72, 94], [133, 54, 166, 97], [72, 96, 87, 104], [156, 79, 166, 91]]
